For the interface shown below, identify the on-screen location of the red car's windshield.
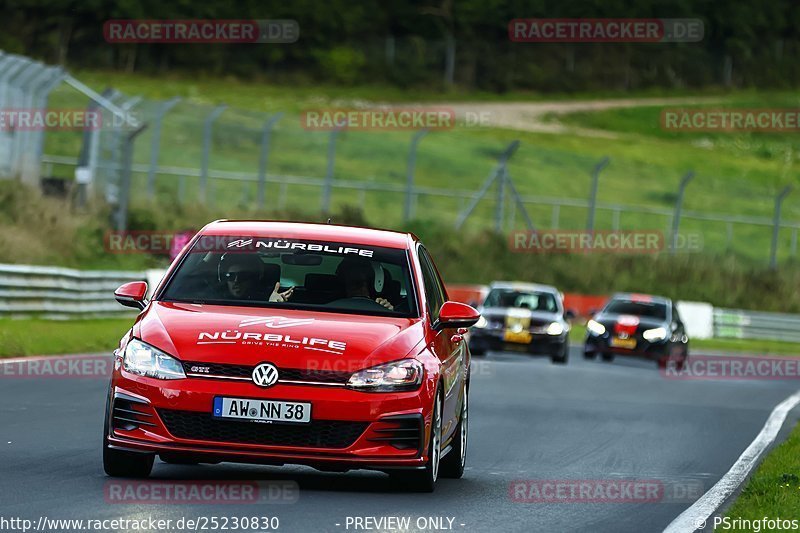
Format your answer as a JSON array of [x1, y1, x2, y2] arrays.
[[159, 236, 418, 318]]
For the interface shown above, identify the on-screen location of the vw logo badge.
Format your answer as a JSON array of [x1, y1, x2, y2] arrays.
[[252, 363, 279, 388]]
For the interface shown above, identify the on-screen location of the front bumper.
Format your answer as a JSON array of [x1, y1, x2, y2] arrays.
[[468, 328, 567, 355], [583, 333, 672, 360], [105, 367, 434, 472]]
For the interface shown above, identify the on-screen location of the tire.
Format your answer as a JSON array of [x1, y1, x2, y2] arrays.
[[468, 341, 486, 357], [440, 383, 468, 479], [583, 351, 597, 360], [659, 350, 689, 371], [102, 391, 155, 478], [391, 387, 443, 492], [551, 342, 569, 365], [104, 444, 155, 478]]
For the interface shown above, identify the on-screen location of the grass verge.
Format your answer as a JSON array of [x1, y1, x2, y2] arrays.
[[0, 318, 133, 358], [724, 421, 800, 528]]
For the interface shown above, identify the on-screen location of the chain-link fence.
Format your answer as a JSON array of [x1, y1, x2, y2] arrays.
[[3, 50, 800, 266]]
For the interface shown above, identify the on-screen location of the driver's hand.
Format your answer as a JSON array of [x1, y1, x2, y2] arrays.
[[269, 282, 294, 302], [375, 297, 394, 310]]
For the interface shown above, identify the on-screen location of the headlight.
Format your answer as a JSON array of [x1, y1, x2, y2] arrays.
[[643, 327, 668, 342], [123, 339, 186, 380], [587, 320, 606, 336], [347, 359, 424, 392], [475, 316, 488, 329], [546, 322, 564, 336]]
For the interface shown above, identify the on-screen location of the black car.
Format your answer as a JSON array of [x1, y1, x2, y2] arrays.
[[468, 282, 572, 364], [583, 293, 688, 366]]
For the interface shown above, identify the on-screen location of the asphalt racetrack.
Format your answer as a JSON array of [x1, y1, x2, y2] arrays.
[[2, 348, 799, 533]]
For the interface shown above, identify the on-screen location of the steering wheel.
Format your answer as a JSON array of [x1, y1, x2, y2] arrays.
[[328, 296, 388, 311]]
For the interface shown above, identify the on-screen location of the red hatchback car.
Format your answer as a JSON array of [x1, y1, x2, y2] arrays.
[[103, 220, 479, 491]]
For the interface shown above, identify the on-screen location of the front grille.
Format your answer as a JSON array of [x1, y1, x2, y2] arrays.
[[158, 409, 368, 449], [182, 362, 351, 385], [280, 368, 351, 384], [183, 362, 251, 379]]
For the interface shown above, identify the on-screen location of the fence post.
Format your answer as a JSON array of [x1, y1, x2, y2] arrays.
[[404, 128, 428, 223], [321, 128, 341, 215], [16, 65, 53, 186], [31, 68, 65, 185], [147, 97, 181, 199], [671, 171, 695, 254], [257, 112, 284, 210], [770, 186, 792, 269], [495, 166, 506, 233], [199, 104, 227, 204], [7, 61, 39, 179], [455, 140, 520, 230], [586, 156, 610, 231], [0, 56, 26, 110], [115, 123, 148, 231]]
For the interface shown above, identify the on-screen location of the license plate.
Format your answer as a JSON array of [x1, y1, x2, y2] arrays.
[[213, 397, 311, 424], [504, 329, 533, 344], [610, 337, 637, 349]]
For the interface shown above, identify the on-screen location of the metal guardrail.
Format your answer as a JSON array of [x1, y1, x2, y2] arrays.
[[3, 261, 800, 343], [0, 263, 144, 318], [714, 308, 800, 343]]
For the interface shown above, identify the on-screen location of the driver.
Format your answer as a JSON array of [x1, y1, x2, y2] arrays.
[[219, 253, 293, 302], [335, 257, 393, 310]]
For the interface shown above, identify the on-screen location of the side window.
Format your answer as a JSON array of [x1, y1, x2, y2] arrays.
[[418, 247, 445, 323]]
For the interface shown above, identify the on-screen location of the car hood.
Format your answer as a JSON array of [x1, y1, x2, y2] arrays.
[[134, 301, 425, 372]]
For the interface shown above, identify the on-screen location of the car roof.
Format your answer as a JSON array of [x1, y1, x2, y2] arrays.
[[489, 281, 560, 294], [610, 292, 671, 305], [198, 220, 416, 249]]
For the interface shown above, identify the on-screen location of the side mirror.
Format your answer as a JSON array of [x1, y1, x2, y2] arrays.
[[435, 301, 480, 331], [564, 309, 576, 320], [114, 281, 148, 311]]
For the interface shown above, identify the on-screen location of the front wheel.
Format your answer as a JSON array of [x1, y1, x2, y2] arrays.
[[103, 444, 155, 478], [440, 383, 468, 479], [391, 388, 443, 492], [551, 342, 569, 365], [468, 341, 486, 357], [102, 391, 154, 478]]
